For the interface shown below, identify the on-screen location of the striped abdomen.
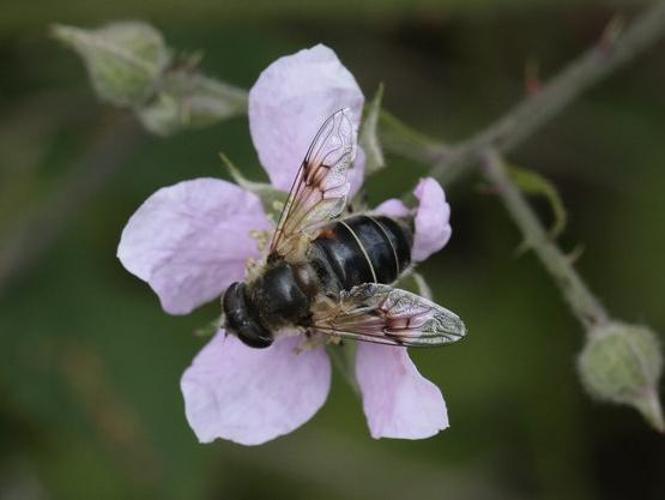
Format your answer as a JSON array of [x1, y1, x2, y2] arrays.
[[309, 215, 412, 292]]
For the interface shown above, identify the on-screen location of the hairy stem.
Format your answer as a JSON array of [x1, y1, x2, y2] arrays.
[[386, 0, 665, 184], [483, 151, 610, 330]]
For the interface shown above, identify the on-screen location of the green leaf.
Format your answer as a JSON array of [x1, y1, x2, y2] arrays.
[[52, 22, 170, 107], [360, 83, 385, 175], [219, 153, 286, 222], [508, 164, 567, 239]]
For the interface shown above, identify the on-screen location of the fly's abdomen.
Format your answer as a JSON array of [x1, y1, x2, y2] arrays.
[[310, 215, 412, 291]]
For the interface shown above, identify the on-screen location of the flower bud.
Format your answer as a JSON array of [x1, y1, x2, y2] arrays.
[[578, 321, 663, 432], [52, 22, 170, 107], [137, 72, 247, 136]]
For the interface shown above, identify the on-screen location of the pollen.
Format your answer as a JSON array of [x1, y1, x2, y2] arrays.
[[249, 229, 271, 253], [295, 331, 329, 352], [272, 200, 284, 215], [244, 257, 263, 282]]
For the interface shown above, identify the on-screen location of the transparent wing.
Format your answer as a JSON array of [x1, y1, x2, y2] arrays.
[[312, 283, 467, 347], [269, 108, 357, 259]]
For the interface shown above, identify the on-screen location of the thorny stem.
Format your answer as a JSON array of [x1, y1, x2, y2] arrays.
[[482, 151, 610, 330], [424, 0, 665, 184]]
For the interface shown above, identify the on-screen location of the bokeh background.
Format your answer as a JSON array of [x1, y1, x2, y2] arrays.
[[1, 1, 664, 499]]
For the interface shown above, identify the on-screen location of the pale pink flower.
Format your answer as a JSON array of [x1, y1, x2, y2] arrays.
[[117, 45, 453, 445]]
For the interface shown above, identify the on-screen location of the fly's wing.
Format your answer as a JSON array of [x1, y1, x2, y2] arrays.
[[312, 283, 466, 347], [269, 108, 357, 259]]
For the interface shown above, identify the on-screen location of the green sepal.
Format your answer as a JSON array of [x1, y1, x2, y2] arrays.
[[52, 22, 170, 107], [219, 153, 286, 222], [360, 83, 386, 175]]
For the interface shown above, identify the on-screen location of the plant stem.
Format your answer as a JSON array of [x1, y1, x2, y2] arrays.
[[483, 150, 610, 330], [421, 0, 665, 184]]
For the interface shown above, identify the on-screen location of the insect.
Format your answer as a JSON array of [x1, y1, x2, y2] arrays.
[[223, 108, 467, 348]]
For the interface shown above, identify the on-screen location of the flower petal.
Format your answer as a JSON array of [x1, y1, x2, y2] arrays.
[[412, 177, 452, 262], [249, 44, 365, 195], [181, 332, 331, 445], [117, 178, 271, 315], [356, 343, 448, 440], [374, 198, 410, 219]]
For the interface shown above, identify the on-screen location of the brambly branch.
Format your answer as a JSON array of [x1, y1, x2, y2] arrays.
[[482, 150, 610, 330], [425, 0, 665, 184]]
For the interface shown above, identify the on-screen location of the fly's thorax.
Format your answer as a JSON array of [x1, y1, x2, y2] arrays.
[[249, 259, 315, 328]]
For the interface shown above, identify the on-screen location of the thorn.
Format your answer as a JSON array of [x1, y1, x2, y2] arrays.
[[475, 182, 500, 195], [514, 239, 531, 257], [565, 243, 585, 264], [170, 49, 204, 73], [525, 58, 543, 95], [185, 49, 205, 69], [599, 14, 625, 54], [180, 97, 192, 124]]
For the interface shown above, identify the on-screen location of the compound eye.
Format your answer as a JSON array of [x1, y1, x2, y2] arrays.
[[237, 328, 274, 348], [222, 282, 273, 349]]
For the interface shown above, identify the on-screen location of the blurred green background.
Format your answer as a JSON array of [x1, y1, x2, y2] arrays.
[[1, 1, 664, 499]]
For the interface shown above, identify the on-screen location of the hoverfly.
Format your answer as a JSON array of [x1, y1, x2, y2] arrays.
[[223, 108, 466, 348]]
